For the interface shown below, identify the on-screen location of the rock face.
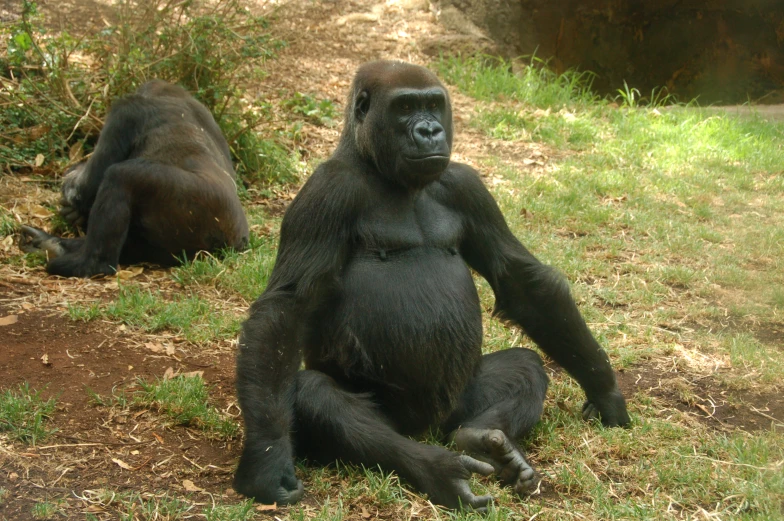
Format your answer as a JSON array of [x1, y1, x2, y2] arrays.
[[442, 0, 784, 104]]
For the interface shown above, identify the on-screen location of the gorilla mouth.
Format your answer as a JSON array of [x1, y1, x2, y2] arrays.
[[406, 154, 450, 162]]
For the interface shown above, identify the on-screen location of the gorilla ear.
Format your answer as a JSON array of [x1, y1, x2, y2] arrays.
[[354, 91, 370, 122]]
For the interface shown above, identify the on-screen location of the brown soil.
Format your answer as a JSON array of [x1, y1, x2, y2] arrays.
[[617, 367, 784, 432], [0, 294, 241, 520]]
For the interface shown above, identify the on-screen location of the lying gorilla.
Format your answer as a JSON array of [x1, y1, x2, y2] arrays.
[[20, 80, 248, 277], [234, 61, 630, 510]]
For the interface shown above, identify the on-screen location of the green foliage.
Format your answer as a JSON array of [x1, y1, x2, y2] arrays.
[[0, 207, 16, 237], [283, 92, 338, 126], [1, 0, 294, 184], [0, 383, 57, 445]]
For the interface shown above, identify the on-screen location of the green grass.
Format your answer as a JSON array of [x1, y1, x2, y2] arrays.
[[87, 374, 237, 439], [0, 383, 57, 445], [134, 375, 239, 439], [424, 56, 784, 520], [31, 500, 62, 520], [203, 500, 258, 521], [436, 55, 597, 108], [67, 284, 241, 344]]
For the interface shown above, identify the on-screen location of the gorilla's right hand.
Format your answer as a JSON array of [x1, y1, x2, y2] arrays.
[[416, 447, 494, 512], [233, 437, 304, 505]]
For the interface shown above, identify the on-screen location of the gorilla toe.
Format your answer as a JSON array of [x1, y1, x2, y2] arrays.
[[18, 226, 65, 258], [452, 427, 539, 496]]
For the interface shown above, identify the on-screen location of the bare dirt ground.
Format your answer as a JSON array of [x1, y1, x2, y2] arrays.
[[1, 1, 783, 520]]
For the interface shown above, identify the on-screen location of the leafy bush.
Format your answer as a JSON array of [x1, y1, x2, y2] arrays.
[[0, 0, 295, 184]]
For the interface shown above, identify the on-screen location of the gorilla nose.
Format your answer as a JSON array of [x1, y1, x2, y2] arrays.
[[413, 121, 444, 148]]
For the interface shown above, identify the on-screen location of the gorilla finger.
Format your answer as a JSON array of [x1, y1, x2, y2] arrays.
[[64, 211, 82, 225], [469, 494, 493, 510], [459, 454, 494, 476], [582, 401, 600, 422]]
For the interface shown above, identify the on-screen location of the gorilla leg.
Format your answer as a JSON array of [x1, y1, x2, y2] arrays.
[[290, 370, 494, 511], [44, 162, 137, 277], [442, 348, 549, 496]]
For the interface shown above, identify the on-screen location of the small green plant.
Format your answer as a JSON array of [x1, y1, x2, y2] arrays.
[[0, 383, 57, 445], [283, 92, 338, 126], [31, 500, 61, 520], [616, 80, 642, 108], [0, 207, 16, 237], [134, 375, 238, 438]]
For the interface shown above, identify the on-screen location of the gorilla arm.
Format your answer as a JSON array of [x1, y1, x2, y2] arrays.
[[234, 163, 361, 504], [437, 164, 630, 427]]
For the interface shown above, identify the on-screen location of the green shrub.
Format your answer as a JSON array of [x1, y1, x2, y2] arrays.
[[1, 0, 295, 184]]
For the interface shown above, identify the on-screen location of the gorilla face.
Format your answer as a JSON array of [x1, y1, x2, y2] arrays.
[[348, 62, 454, 190]]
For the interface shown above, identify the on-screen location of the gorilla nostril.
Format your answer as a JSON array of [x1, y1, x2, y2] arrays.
[[416, 126, 432, 139]]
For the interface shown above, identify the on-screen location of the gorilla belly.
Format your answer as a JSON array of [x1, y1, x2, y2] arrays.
[[324, 247, 484, 432]]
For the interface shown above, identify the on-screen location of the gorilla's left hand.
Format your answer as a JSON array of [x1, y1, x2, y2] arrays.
[[582, 390, 630, 427]]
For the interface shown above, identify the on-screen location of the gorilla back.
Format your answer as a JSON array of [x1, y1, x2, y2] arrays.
[[19, 80, 249, 277], [235, 61, 630, 511]]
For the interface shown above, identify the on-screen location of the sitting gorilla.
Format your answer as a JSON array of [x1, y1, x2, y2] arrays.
[[234, 61, 630, 511], [19, 80, 248, 277]]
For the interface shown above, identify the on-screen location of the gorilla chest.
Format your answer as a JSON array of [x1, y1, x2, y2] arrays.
[[321, 195, 482, 413], [356, 193, 461, 251]]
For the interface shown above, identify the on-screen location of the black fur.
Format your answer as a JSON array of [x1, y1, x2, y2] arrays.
[[19, 80, 248, 277], [235, 61, 629, 510]]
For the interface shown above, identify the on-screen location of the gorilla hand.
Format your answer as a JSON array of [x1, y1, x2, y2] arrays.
[[582, 389, 630, 427], [59, 162, 89, 229], [416, 447, 494, 512], [233, 437, 304, 505]]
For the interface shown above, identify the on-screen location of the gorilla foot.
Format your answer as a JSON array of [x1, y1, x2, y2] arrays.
[[18, 226, 65, 258], [452, 427, 539, 496]]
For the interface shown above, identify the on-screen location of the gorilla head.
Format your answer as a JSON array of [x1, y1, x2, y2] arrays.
[[338, 61, 454, 189]]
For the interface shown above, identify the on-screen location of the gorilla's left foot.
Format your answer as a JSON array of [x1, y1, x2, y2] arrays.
[[452, 427, 539, 496], [18, 226, 65, 258]]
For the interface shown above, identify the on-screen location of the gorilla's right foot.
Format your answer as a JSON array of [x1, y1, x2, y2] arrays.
[[452, 427, 539, 496], [18, 226, 65, 258]]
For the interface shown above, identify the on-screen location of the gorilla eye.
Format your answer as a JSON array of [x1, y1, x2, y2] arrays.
[[401, 103, 412, 112], [428, 101, 438, 110]]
